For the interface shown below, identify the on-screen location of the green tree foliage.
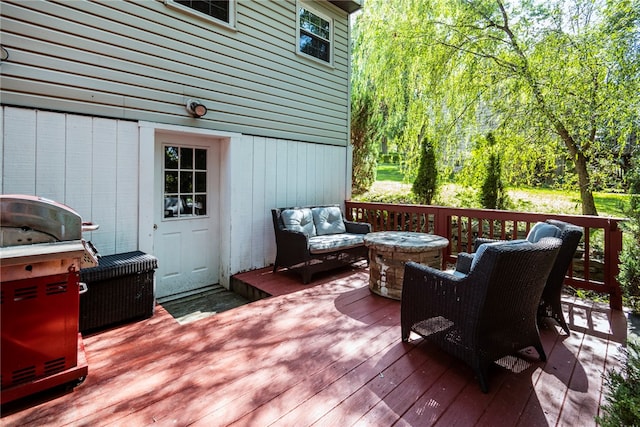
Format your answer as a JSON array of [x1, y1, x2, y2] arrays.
[[351, 85, 378, 195], [619, 151, 640, 313], [412, 136, 438, 204], [479, 133, 508, 209], [351, 0, 640, 215], [597, 338, 640, 426]]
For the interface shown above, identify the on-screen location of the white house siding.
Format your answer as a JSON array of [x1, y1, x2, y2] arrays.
[[0, 106, 139, 255], [222, 134, 348, 281], [1, 0, 356, 292], [0, 108, 349, 289], [0, 0, 351, 146]]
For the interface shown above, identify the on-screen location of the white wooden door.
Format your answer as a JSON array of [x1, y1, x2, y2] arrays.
[[154, 134, 220, 299]]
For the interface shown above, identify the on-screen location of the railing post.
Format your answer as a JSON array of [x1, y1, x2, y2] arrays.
[[606, 219, 624, 311], [433, 208, 450, 269]]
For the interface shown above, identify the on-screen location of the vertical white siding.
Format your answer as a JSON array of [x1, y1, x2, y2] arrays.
[[65, 115, 94, 220], [251, 136, 267, 269], [3, 107, 349, 285], [1, 107, 139, 255], [115, 121, 140, 252], [263, 138, 279, 265], [35, 111, 66, 199], [224, 135, 349, 278], [91, 119, 119, 254], [3, 108, 37, 194]]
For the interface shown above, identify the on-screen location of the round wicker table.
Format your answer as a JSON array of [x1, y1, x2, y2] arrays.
[[364, 231, 449, 300]]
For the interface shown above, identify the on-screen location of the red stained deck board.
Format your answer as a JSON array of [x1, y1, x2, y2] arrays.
[[560, 333, 610, 426], [353, 343, 454, 426], [218, 324, 405, 427], [90, 286, 392, 425], [93, 277, 394, 425], [147, 303, 401, 426], [314, 343, 433, 427], [1, 266, 628, 427], [234, 264, 369, 298]]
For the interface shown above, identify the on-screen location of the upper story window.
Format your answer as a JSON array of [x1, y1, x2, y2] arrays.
[[297, 2, 333, 65], [166, 0, 235, 28]]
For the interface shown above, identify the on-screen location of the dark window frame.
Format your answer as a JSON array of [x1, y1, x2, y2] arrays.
[[165, 0, 236, 28]]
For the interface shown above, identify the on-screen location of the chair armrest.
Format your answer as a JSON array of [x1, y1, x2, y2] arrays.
[[401, 261, 483, 341], [275, 228, 309, 249], [402, 261, 465, 301], [455, 252, 474, 274], [344, 220, 371, 234]]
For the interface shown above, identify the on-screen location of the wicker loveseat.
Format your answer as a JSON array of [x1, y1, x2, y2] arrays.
[[271, 205, 371, 283], [401, 237, 562, 393]]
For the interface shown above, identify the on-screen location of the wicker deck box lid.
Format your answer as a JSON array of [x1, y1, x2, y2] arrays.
[[80, 251, 157, 282]]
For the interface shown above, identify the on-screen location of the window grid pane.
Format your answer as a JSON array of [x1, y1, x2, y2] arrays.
[[164, 146, 207, 219]]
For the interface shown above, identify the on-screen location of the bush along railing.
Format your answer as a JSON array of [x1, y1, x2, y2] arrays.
[[345, 201, 625, 310]]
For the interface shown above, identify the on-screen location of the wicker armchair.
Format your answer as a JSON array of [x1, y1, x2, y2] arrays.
[[455, 220, 583, 334], [401, 237, 562, 393]]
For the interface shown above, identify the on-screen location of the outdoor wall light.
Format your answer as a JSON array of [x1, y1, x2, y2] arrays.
[[186, 99, 208, 118]]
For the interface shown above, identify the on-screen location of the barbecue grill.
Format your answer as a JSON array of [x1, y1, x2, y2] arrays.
[[1, 195, 98, 404]]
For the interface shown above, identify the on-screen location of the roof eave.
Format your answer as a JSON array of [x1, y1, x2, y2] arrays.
[[328, 0, 362, 14]]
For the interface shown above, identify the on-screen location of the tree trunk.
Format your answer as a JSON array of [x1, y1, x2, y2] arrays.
[[555, 125, 598, 216], [574, 151, 598, 215]]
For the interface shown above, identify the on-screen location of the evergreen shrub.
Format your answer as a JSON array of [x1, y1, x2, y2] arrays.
[[412, 137, 437, 205], [597, 338, 640, 426]]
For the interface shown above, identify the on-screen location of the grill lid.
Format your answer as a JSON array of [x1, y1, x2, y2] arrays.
[[0, 195, 83, 246]]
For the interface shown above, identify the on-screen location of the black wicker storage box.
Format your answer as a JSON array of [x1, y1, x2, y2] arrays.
[[79, 251, 158, 333]]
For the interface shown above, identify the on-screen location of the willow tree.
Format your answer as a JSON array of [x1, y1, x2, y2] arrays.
[[352, 0, 640, 215]]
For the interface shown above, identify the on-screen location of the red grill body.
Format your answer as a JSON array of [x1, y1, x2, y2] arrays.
[[1, 195, 92, 405]]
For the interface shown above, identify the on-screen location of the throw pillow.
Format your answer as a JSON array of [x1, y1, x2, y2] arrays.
[[281, 208, 316, 237], [312, 206, 347, 236]]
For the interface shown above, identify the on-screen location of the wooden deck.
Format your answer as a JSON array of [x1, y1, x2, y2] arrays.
[[1, 265, 629, 426]]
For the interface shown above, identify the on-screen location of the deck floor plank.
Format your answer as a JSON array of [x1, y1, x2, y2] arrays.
[[1, 266, 627, 427], [560, 332, 609, 426]]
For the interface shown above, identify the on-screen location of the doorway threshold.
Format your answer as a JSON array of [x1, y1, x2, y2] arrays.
[[160, 284, 250, 325]]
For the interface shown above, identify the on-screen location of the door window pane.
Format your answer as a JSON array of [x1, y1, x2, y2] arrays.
[[195, 149, 207, 170], [180, 171, 193, 193], [165, 147, 179, 169], [180, 147, 193, 169], [195, 172, 207, 193], [163, 145, 207, 219], [195, 195, 207, 216], [165, 172, 178, 193]]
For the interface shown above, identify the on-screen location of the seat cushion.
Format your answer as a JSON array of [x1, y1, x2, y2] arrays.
[[312, 206, 347, 236], [526, 222, 561, 243], [281, 208, 316, 237], [309, 233, 365, 254]]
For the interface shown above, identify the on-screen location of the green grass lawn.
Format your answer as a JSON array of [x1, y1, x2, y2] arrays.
[[376, 162, 405, 182], [369, 163, 630, 218]]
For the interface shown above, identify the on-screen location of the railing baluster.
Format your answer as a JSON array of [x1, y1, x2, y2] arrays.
[[345, 200, 625, 310], [584, 227, 591, 283]]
